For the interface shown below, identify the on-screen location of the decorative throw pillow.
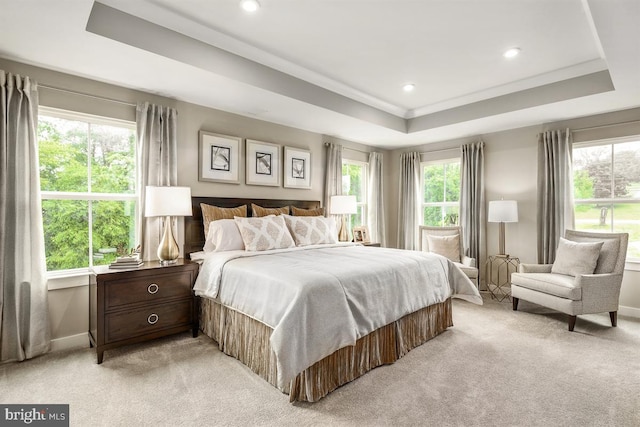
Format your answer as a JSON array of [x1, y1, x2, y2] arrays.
[[203, 219, 245, 253], [283, 215, 337, 246], [201, 203, 247, 238], [551, 238, 604, 277], [234, 215, 296, 251], [251, 203, 290, 217], [426, 234, 461, 263], [291, 206, 325, 217]]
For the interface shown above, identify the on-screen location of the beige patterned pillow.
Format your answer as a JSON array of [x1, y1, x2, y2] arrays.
[[201, 203, 247, 238], [251, 203, 289, 217], [291, 206, 325, 216], [552, 238, 603, 276], [426, 234, 461, 263], [234, 215, 296, 251], [283, 215, 337, 246]]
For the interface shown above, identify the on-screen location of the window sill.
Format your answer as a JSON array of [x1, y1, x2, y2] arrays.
[[47, 269, 91, 290], [625, 260, 640, 272]]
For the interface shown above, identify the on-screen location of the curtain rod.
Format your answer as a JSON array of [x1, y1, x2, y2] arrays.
[[324, 142, 372, 154], [572, 119, 640, 133], [39, 84, 137, 107], [420, 147, 459, 156]]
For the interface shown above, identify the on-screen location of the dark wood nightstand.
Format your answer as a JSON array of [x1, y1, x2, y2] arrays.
[[89, 259, 199, 364]]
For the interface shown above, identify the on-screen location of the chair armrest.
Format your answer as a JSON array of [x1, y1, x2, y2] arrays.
[[576, 273, 624, 312], [461, 255, 476, 268], [518, 263, 553, 273]]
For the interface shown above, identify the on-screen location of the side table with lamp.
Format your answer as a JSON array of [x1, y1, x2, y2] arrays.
[[89, 186, 199, 363], [486, 200, 520, 302]]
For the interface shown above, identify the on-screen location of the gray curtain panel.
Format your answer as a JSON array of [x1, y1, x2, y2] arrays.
[[397, 152, 421, 250], [460, 141, 486, 278], [0, 70, 50, 362], [136, 102, 178, 261], [537, 129, 575, 263], [323, 142, 343, 216], [368, 152, 386, 246]]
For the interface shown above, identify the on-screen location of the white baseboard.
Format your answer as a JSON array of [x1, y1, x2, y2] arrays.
[[619, 305, 640, 319], [50, 332, 90, 352]]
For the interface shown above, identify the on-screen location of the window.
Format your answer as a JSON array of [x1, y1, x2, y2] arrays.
[[342, 160, 368, 232], [422, 159, 461, 226], [573, 137, 640, 260], [38, 108, 138, 272]]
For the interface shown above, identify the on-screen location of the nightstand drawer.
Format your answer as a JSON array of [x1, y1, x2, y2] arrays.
[[104, 271, 193, 310], [105, 299, 193, 343]]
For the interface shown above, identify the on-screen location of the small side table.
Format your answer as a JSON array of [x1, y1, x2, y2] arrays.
[[362, 242, 381, 247], [485, 255, 520, 302]]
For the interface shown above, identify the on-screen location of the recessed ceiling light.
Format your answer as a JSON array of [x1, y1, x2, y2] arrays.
[[403, 83, 415, 92], [240, 0, 260, 12], [503, 47, 521, 59]]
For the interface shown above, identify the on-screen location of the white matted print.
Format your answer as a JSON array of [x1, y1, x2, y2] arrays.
[[199, 131, 241, 184], [246, 139, 281, 186], [284, 146, 311, 189]]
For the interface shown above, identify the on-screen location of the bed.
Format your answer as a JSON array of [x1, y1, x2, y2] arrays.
[[185, 197, 482, 402]]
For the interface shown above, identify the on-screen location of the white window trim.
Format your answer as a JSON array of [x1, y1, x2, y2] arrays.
[[342, 159, 369, 225], [573, 135, 640, 263], [39, 107, 138, 274], [420, 157, 461, 226]]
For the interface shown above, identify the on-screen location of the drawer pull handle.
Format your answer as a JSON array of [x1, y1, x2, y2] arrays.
[[147, 313, 159, 325], [147, 283, 159, 294]]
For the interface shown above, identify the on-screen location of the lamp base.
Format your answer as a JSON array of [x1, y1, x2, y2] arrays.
[[338, 215, 349, 242], [158, 216, 180, 265]]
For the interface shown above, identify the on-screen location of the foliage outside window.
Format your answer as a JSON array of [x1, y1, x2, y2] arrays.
[[573, 137, 640, 260], [38, 108, 138, 272], [341, 160, 368, 232], [422, 159, 461, 226]]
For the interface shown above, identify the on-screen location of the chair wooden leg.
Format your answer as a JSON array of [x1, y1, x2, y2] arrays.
[[568, 315, 577, 331], [610, 311, 617, 327], [512, 297, 519, 311]]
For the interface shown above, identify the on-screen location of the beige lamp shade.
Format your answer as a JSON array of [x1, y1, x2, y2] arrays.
[[144, 186, 192, 264], [330, 195, 357, 215]]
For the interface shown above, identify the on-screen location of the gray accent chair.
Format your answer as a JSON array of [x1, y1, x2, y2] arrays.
[[511, 230, 628, 331], [419, 225, 479, 287]]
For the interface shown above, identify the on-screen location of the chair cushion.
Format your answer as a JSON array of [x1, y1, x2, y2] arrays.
[[567, 235, 620, 274], [427, 234, 461, 263], [454, 262, 478, 279], [511, 272, 580, 300], [551, 238, 603, 277]]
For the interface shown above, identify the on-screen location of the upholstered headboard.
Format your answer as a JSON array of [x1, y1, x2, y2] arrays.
[[184, 197, 321, 256]]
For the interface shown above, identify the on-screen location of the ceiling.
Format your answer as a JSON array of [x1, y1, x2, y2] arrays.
[[0, 0, 638, 149]]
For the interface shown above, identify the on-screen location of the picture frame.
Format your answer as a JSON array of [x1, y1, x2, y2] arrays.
[[198, 131, 242, 184], [283, 146, 311, 189], [352, 226, 371, 243], [246, 139, 281, 186]]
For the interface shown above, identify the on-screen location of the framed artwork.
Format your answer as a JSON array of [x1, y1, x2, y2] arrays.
[[246, 139, 281, 186], [198, 131, 242, 184], [353, 226, 370, 243], [283, 146, 311, 189]]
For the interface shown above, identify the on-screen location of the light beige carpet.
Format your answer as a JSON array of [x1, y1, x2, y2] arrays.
[[1, 295, 639, 426]]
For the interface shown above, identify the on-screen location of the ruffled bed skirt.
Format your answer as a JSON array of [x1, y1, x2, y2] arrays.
[[200, 297, 453, 402]]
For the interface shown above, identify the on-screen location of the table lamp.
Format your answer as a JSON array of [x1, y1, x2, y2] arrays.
[[330, 195, 357, 242], [144, 186, 192, 265], [488, 200, 518, 256]]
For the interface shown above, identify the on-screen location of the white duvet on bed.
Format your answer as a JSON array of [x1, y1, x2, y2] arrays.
[[193, 244, 482, 389]]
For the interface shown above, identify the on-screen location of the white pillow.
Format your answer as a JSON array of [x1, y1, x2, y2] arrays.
[[234, 215, 296, 251], [283, 214, 338, 246], [426, 234, 461, 263], [203, 219, 245, 253], [551, 237, 604, 277]]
